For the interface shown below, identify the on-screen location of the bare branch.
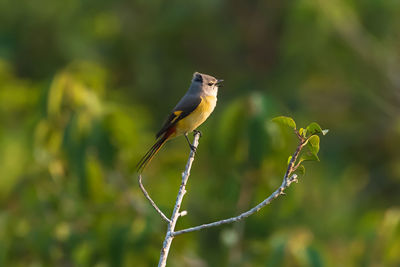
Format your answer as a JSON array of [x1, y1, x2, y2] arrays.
[[138, 174, 171, 223], [158, 132, 201, 267], [171, 139, 306, 237], [140, 127, 310, 266]]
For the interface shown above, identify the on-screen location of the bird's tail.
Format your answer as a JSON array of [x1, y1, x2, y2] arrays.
[[136, 131, 172, 173]]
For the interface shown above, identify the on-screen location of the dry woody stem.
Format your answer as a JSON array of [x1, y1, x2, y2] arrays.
[[138, 174, 170, 223], [157, 132, 200, 267]]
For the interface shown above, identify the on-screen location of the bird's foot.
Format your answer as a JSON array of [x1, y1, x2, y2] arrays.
[[189, 144, 197, 154], [193, 130, 202, 138]]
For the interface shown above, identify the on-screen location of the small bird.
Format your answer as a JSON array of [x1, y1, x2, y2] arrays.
[[136, 72, 223, 173]]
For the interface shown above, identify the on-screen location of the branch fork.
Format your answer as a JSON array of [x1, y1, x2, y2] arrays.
[[138, 130, 310, 267]]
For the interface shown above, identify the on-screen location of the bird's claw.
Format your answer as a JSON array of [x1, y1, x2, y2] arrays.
[[193, 130, 202, 138], [189, 144, 197, 154]]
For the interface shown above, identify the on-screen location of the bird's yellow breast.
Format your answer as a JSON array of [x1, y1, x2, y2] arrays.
[[174, 95, 217, 136]]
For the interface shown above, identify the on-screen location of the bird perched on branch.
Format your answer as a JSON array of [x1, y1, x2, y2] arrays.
[[137, 72, 223, 173]]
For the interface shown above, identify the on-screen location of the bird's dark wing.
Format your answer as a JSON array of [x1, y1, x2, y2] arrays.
[[156, 95, 202, 138]]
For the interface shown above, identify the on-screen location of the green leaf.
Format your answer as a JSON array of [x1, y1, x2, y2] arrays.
[[299, 128, 307, 137], [287, 156, 292, 165], [272, 116, 296, 130], [299, 152, 320, 163], [307, 135, 320, 155], [298, 135, 320, 163], [306, 122, 323, 136], [322, 129, 329, 135], [296, 165, 306, 176]]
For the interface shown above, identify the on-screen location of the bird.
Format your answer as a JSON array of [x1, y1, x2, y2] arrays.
[[136, 72, 223, 173]]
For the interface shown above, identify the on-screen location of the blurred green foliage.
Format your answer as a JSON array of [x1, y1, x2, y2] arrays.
[[0, 0, 400, 266]]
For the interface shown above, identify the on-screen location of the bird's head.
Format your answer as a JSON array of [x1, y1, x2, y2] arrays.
[[191, 72, 223, 96]]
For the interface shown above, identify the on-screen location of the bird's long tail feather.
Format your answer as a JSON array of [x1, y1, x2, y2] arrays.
[[136, 132, 172, 173]]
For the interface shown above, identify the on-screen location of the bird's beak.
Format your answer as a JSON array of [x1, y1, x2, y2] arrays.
[[216, 79, 224, 87]]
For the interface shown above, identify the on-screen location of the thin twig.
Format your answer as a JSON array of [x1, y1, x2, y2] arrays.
[[158, 132, 201, 267], [171, 139, 306, 237], [138, 174, 171, 223]]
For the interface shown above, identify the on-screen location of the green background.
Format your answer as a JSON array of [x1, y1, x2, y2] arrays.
[[1, 0, 400, 266]]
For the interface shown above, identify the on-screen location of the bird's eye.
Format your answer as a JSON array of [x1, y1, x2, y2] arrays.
[[208, 82, 214, 86]]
